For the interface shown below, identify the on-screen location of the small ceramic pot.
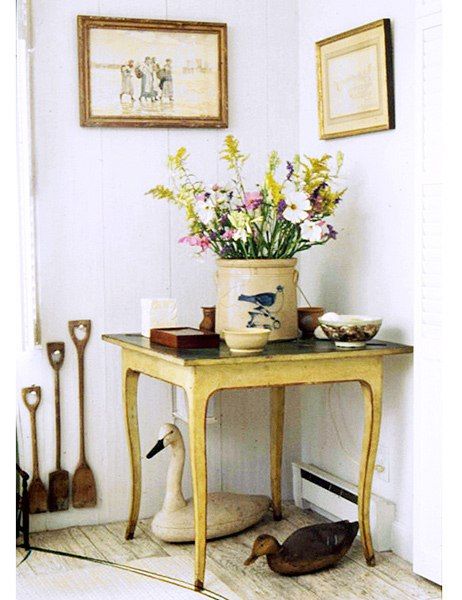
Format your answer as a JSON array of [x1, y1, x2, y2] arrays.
[[297, 307, 325, 339], [199, 306, 216, 333]]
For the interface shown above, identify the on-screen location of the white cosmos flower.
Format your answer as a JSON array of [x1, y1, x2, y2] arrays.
[[232, 228, 249, 242], [195, 200, 215, 225], [300, 220, 324, 243], [283, 193, 310, 223], [228, 210, 251, 241]]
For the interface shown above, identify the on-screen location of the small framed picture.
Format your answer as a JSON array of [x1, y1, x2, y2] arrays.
[[316, 19, 394, 139], [78, 16, 228, 128]]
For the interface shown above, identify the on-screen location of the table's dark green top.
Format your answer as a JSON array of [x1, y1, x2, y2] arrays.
[[102, 333, 413, 367]]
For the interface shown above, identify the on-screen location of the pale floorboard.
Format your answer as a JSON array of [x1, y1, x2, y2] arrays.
[[105, 520, 168, 559], [16, 504, 441, 600]]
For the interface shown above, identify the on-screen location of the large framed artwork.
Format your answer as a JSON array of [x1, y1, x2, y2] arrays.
[[316, 19, 394, 139], [78, 16, 228, 128]]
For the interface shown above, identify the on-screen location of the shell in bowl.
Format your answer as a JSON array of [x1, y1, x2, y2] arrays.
[[223, 328, 270, 355], [318, 314, 382, 349]]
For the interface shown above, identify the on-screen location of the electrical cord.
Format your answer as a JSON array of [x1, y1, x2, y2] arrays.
[[327, 384, 360, 467], [16, 549, 31, 567], [327, 384, 385, 475], [297, 285, 311, 307], [16, 544, 231, 600]]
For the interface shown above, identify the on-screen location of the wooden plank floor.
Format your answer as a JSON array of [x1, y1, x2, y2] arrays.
[[17, 504, 441, 600]]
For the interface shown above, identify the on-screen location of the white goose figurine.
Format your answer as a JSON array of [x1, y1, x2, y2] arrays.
[[146, 423, 270, 542]]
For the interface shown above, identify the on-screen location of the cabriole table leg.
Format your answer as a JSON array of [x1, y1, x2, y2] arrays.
[[122, 362, 141, 540], [187, 386, 209, 591], [358, 369, 383, 566]]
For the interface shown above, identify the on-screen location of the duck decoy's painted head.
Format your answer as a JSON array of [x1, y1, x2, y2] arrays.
[[146, 423, 181, 458], [244, 534, 280, 565]]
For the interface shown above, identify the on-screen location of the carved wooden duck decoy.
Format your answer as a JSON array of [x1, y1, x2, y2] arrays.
[[244, 520, 359, 575]]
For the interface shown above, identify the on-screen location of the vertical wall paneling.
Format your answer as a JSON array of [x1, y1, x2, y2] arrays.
[[413, 3, 442, 585]]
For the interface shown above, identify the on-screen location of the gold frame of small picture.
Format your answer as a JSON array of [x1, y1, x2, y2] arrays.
[[316, 19, 395, 139], [78, 15, 228, 128]]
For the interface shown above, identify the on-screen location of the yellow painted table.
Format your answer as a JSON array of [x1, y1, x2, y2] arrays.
[[102, 333, 412, 590]]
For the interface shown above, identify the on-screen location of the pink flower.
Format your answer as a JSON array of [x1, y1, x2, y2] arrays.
[[243, 191, 263, 211], [195, 193, 207, 202], [201, 236, 211, 249], [222, 229, 235, 240], [179, 235, 211, 251], [179, 235, 195, 245], [198, 237, 211, 250]]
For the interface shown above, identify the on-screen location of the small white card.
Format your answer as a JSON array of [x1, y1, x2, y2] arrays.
[[141, 298, 178, 337]]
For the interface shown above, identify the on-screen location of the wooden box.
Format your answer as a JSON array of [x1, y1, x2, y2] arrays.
[[150, 327, 220, 349]]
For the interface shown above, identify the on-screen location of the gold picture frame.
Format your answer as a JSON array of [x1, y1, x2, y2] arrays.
[[316, 19, 394, 139], [78, 15, 228, 128]]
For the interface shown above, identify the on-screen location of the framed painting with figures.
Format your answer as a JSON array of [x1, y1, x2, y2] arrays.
[[78, 16, 228, 128], [316, 19, 394, 139]]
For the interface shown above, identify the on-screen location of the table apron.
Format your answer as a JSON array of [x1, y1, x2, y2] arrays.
[[123, 349, 383, 400]]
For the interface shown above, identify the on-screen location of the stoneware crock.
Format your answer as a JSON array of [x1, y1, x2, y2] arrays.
[[215, 258, 298, 341]]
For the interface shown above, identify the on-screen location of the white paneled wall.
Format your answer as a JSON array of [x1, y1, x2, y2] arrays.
[[17, 0, 300, 532]]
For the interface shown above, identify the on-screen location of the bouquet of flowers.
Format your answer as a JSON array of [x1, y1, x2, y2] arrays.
[[147, 135, 346, 259]]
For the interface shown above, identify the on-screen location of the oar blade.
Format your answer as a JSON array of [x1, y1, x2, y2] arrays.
[[72, 463, 96, 508], [48, 469, 70, 511], [28, 477, 48, 514]]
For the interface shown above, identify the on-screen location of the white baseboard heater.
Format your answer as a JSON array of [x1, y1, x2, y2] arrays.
[[292, 462, 395, 552]]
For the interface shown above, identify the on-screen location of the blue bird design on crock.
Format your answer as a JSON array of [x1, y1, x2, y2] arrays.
[[238, 285, 284, 330], [238, 285, 284, 307]]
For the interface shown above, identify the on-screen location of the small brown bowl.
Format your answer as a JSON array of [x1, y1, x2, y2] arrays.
[[297, 307, 325, 339]]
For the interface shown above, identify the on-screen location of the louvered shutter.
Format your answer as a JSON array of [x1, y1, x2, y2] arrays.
[[413, 2, 442, 585]]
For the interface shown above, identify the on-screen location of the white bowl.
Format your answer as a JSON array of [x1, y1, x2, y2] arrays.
[[222, 328, 271, 355], [318, 314, 382, 349]]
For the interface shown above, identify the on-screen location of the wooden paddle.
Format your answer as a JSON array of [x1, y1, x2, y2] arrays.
[[68, 320, 97, 508], [46, 342, 69, 511], [22, 386, 47, 514]]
